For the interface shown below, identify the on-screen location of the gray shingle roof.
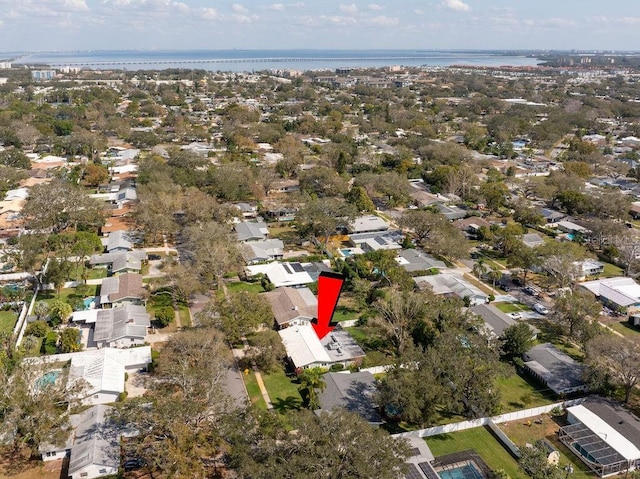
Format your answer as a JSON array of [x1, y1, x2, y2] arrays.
[[318, 372, 382, 424], [523, 343, 587, 395], [68, 405, 119, 476]]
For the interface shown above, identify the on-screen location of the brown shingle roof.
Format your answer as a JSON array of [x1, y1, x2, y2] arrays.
[[264, 287, 317, 326]]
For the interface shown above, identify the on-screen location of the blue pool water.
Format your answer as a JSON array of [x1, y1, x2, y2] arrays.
[[83, 296, 98, 310], [438, 464, 484, 479], [35, 370, 61, 390], [341, 249, 354, 257]]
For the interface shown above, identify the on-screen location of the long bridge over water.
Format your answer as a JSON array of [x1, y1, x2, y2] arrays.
[[17, 55, 457, 67]]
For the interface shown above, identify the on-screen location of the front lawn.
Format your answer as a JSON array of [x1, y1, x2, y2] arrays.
[[332, 306, 359, 322], [178, 305, 191, 328], [244, 371, 268, 410], [0, 310, 17, 334], [425, 426, 524, 479], [494, 302, 531, 314], [497, 372, 557, 412], [607, 320, 640, 338], [261, 368, 302, 412]]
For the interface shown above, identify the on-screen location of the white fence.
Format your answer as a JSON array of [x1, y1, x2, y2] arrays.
[[394, 398, 585, 438]]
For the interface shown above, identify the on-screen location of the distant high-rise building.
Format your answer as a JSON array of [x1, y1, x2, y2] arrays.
[[31, 70, 56, 81]]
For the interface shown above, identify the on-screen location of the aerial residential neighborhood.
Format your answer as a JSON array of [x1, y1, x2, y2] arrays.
[[4, 47, 640, 479]]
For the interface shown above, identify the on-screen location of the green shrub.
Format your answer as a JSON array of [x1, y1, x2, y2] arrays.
[[154, 306, 174, 327], [41, 332, 58, 355], [330, 364, 344, 372], [25, 320, 48, 338], [117, 391, 128, 402]]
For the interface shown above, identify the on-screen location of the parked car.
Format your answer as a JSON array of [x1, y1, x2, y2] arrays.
[[507, 312, 523, 320], [533, 303, 549, 315]]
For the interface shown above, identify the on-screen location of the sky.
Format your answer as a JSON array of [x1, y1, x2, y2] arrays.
[[0, 0, 639, 52]]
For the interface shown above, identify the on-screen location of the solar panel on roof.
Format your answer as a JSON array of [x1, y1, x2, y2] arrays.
[[418, 462, 441, 479], [282, 264, 292, 274], [405, 463, 425, 479], [291, 263, 305, 273], [410, 447, 422, 457]]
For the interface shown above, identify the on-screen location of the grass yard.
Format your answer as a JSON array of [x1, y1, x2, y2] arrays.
[[261, 368, 302, 412], [425, 426, 524, 479], [346, 325, 395, 367], [606, 320, 640, 338], [601, 262, 624, 278], [0, 310, 17, 334], [332, 306, 359, 322], [178, 305, 191, 327], [500, 415, 595, 478], [244, 371, 268, 410], [496, 373, 557, 412], [494, 302, 531, 314], [226, 281, 265, 294], [37, 285, 99, 307]]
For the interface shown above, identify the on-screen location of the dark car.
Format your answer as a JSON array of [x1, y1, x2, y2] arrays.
[[147, 254, 161, 261], [123, 458, 145, 472]]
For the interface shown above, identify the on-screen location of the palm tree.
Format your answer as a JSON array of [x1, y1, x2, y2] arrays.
[[472, 258, 488, 280], [488, 265, 503, 290], [298, 367, 327, 410]]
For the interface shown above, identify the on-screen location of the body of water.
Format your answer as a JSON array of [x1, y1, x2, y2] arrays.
[[10, 49, 542, 72]]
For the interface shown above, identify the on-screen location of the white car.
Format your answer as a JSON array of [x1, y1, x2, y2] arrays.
[[533, 303, 549, 315], [507, 312, 523, 320]]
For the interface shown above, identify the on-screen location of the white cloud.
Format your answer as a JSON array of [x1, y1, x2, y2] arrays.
[[368, 3, 383, 10], [441, 0, 471, 12], [414, 9, 425, 15], [232, 4, 248, 14], [201, 7, 218, 19], [367, 15, 399, 27], [320, 14, 357, 26], [288, 2, 305, 7], [62, 0, 89, 11], [339, 3, 357, 14], [267, 3, 284, 10]]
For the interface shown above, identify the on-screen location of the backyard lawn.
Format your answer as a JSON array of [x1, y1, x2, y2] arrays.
[[426, 427, 524, 479], [178, 305, 191, 327], [500, 415, 595, 478], [261, 368, 302, 412], [332, 306, 359, 322], [496, 373, 557, 412], [0, 310, 17, 334], [226, 281, 265, 294]]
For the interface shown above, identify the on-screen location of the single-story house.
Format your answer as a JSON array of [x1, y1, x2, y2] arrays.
[[106, 230, 133, 253], [539, 208, 565, 224], [89, 250, 148, 275], [264, 286, 317, 329], [553, 220, 591, 236], [414, 273, 489, 306], [317, 371, 382, 425], [246, 262, 314, 288], [278, 323, 365, 370], [435, 203, 467, 221], [522, 343, 588, 396], [471, 304, 538, 339], [348, 215, 390, 234], [268, 179, 300, 194], [579, 259, 605, 277], [580, 277, 640, 313], [348, 230, 404, 253], [99, 273, 146, 308], [26, 347, 152, 405], [241, 239, 284, 264], [41, 405, 122, 479], [235, 221, 270, 242], [522, 232, 545, 248], [72, 304, 150, 348], [395, 248, 446, 273], [560, 397, 640, 477], [453, 216, 492, 233], [235, 202, 258, 218]]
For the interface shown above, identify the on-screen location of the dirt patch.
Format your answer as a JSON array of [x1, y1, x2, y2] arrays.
[[499, 414, 562, 447], [0, 458, 62, 479]]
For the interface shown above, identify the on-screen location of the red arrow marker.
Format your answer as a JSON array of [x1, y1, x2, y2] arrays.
[[312, 271, 345, 340]]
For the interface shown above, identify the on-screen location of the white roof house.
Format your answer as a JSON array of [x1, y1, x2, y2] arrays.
[[241, 239, 284, 264], [414, 273, 489, 305], [349, 215, 390, 234], [581, 277, 640, 311], [27, 347, 152, 405], [560, 397, 640, 476], [278, 323, 365, 369], [246, 262, 314, 288], [235, 221, 270, 242]]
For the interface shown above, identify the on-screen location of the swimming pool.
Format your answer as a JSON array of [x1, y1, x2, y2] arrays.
[[35, 370, 61, 390], [83, 296, 98, 310], [437, 463, 485, 479]]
